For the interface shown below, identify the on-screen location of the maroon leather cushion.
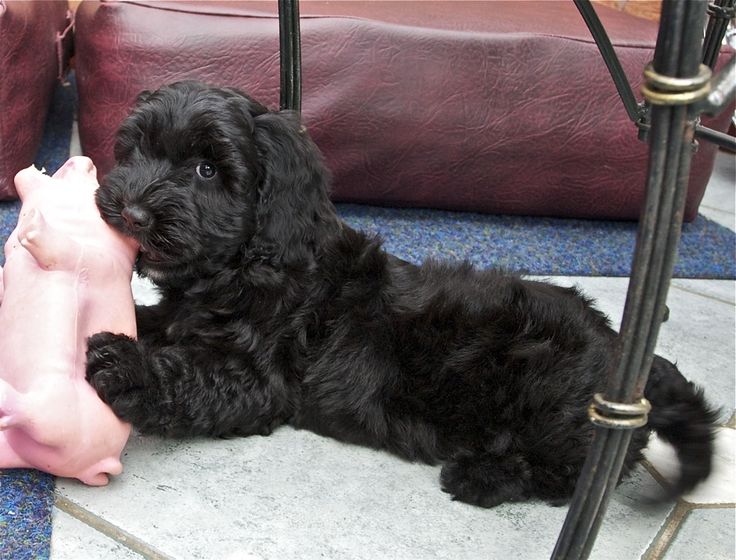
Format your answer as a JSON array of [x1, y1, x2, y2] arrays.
[[0, 0, 70, 199], [74, 0, 732, 221]]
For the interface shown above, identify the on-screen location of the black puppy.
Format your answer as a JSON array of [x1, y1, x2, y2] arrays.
[[89, 81, 717, 507]]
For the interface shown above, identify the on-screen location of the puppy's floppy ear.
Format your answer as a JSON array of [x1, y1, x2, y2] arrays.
[[134, 89, 152, 106], [114, 89, 154, 162], [219, 87, 269, 139], [250, 110, 336, 266]]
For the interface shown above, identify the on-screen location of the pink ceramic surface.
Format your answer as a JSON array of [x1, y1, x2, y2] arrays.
[[0, 156, 138, 485]]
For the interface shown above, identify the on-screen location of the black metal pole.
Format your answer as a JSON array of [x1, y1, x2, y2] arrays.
[[551, 1, 711, 558], [702, 0, 735, 70], [278, 0, 302, 112], [573, 0, 644, 125]]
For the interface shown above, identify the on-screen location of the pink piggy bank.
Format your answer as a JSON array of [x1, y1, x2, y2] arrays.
[[0, 156, 138, 485]]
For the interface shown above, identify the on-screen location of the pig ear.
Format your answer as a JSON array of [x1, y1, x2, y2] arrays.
[[13, 165, 45, 201]]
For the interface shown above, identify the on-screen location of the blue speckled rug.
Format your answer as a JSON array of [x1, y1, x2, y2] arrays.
[[0, 75, 75, 560], [0, 471, 55, 560], [336, 204, 735, 279]]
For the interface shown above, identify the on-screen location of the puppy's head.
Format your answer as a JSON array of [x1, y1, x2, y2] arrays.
[[97, 81, 335, 286]]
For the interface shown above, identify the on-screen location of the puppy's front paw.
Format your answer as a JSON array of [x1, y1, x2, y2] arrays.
[[86, 332, 144, 410], [440, 451, 532, 508]]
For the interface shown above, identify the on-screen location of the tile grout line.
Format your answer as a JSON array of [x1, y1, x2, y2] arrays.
[[699, 202, 735, 216], [54, 493, 173, 560], [640, 500, 736, 560], [685, 502, 736, 509], [668, 283, 736, 307], [640, 500, 691, 560]]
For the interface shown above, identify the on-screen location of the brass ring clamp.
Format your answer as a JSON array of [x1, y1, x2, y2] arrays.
[[588, 393, 652, 429], [641, 63, 713, 106]]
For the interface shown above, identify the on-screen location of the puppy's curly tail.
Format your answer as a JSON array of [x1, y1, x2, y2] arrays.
[[645, 355, 720, 496]]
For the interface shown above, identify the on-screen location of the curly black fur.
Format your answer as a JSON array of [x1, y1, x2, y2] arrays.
[[88, 81, 718, 507]]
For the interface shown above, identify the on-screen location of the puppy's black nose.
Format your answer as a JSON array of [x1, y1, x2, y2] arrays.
[[121, 205, 153, 232]]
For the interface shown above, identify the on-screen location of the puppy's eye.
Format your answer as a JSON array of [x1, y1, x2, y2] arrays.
[[196, 162, 217, 180]]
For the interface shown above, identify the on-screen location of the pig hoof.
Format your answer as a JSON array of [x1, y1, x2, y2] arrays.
[[17, 208, 45, 247], [0, 415, 15, 430], [80, 472, 110, 486], [80, 457, 123, 486]]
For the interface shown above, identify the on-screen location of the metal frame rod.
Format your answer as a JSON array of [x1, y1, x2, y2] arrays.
[[278, 0, 302, 112], [573, 0, 644, 124], [551, 1, 710, 558], [695, 124, 736, 150]]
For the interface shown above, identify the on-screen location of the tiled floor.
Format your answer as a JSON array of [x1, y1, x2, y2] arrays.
[[49, 149, 736, 559]]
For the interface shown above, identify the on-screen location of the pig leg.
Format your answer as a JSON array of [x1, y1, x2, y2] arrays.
[[0, 377, 21, 430], [17, 208, 82, 270], [0, 378, 80, 449], [0, 381, 59, 470], [0, 378, 45, 436], [0, 264, 4, 305], [0, 432, 34, 468]]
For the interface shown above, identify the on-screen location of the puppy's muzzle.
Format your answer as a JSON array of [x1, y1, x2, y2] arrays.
[[121, 205, 153, 233]]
